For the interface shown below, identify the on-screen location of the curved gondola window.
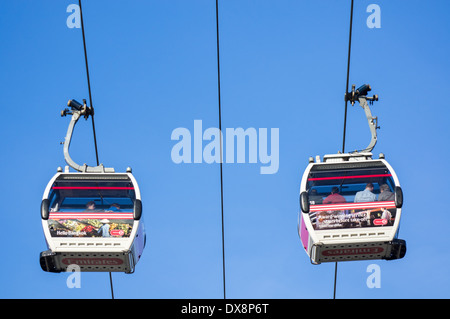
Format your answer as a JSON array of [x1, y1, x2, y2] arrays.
[[48, 181, 136, 213], [307, 166, 395, 203], [306, 165, 397, 230]]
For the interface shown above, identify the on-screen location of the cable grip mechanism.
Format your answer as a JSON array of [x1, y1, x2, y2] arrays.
[[344, 84, 380, 153], [60, 99, 114, 173]]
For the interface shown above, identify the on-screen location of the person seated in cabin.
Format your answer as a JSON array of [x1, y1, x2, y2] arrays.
[[85, 201, 101, 211], [354, 182, 376, 202], [85, 201, 120, 212], [106, 203, 121, 212], [378, 183, 394, 201], [323, 187, 346, 204]]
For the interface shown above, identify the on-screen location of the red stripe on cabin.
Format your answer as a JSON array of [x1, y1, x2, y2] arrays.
[[310, 201, 396, 212], [49, 212, 134, 219], [52, 187, 134, 190], [308, 174, 392, 181]]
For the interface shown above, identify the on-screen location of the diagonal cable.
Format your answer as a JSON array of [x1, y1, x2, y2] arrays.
[[78, 0, 114, 299], [335, 0, 354, 300], [215, 0, 226, 300]]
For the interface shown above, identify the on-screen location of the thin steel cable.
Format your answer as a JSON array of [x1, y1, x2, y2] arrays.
[[109, 272, 115, 299], [215, 0, 226, 300], [333, 262, 338, 299], [78, 0, 100, 167], [335, 0, 354, 300], [342, 0, 354, 155], [78, 0, 114, 300]]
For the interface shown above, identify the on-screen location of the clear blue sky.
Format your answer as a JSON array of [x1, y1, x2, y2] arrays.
[[0, 0, 449, 299]]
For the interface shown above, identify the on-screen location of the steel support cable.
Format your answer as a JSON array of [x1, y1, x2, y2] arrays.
[[342, 0, 354, 155], [335, 0, 354, 300], [78, 0, 114, 300], [215, 0, 227, 300], [78, 0, 99, 167]]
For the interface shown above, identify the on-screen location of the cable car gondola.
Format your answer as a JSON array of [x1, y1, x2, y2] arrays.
[[298, 85, 406, 264], [40, 100, 145, 273]]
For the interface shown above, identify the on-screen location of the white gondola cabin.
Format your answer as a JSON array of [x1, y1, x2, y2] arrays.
[[40, 169, 145, 273], [298, 153, 406, 264]]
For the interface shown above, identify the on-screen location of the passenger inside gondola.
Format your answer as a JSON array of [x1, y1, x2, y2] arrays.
[[85, 201, 101, 211], [85, 201, 121, 212], [378, 183, 394, 201], [354, 183, 376, 202], [107, 203, 121, 212], [323, 187, 346, 204]]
